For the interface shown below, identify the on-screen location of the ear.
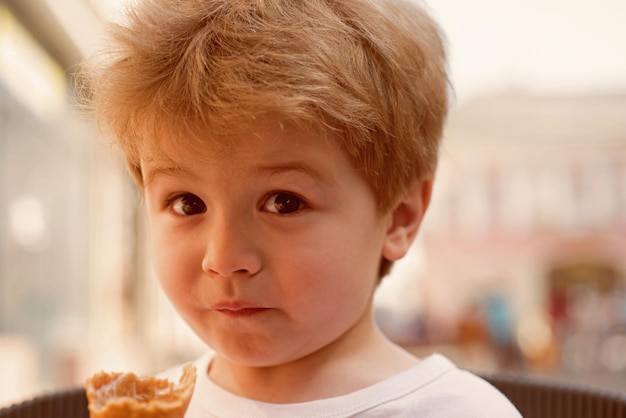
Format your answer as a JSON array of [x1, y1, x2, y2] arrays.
[[382, 176, 433, 261]]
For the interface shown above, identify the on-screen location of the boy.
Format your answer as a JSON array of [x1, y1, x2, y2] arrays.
[[83, 0, 522, 416]]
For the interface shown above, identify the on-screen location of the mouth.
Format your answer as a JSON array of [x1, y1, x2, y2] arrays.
[[216, 307, 269, 317], [211, 302, 270, 318]]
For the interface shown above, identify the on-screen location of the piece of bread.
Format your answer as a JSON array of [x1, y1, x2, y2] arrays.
[[84, 363, 196, 418]]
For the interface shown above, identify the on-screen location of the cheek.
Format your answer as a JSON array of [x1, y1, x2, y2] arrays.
[[277, 235, 377, 310], [149, 229, 198, 301]]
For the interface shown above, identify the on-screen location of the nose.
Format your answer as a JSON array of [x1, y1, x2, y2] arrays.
[[201, 215, 262, 278]]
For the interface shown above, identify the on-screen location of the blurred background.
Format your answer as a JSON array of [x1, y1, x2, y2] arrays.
[[1, 0, 625, 408]]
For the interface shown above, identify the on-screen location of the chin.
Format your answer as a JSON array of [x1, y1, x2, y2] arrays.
[[216, 341, 313, 369]]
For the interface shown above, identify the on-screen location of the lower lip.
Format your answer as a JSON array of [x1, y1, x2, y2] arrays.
[[215, 308, 269, 318]]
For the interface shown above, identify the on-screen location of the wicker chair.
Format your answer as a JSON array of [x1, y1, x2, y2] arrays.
[[0, 387, 88, 418], [483, 373, 626, 418], [1, 374, 625, 417]]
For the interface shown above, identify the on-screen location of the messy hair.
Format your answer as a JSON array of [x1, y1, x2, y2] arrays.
[[82, 0, 449, 212]]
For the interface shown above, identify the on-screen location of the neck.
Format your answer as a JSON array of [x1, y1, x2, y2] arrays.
[[207, 310, 419, 403]]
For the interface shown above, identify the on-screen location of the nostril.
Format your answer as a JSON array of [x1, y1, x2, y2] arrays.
[[203, 261, 257, 278], [200, 229, 262, 277]]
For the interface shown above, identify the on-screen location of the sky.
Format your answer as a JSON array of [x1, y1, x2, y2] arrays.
[[424, 0, 626, 104]]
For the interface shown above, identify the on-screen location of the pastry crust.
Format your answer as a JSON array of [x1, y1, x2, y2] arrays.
[[85, 363, 196, 418]]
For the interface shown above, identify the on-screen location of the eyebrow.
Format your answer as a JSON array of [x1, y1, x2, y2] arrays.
[[142, 165, 195, 186], [253, 161, 337, 186], [142, 160, 337, 187]]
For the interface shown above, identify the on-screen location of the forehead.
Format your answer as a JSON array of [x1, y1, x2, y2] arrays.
[[139, 120, 345, 183], [141, 117, 333, 157]]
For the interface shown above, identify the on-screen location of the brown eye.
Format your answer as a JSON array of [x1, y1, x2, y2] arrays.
[[264, 192, 303, 214], [171, 194, 206, 215]]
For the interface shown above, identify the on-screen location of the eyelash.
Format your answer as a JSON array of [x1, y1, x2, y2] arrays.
[[164, 193, 206, 216], [261, 191, 308, 215]]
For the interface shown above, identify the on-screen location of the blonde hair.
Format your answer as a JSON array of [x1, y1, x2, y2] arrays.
[[83, 0, 450, 278], [82, 0, 449, 211]]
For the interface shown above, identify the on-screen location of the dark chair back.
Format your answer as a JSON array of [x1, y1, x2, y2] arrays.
[[2, 375, 625, 417], [484, 373, 626, 418], [0, 388, 88, 418]]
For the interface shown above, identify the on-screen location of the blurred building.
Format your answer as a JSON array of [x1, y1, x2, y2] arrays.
[[391, 92, 626, 388], [0, 2, 140, 406]]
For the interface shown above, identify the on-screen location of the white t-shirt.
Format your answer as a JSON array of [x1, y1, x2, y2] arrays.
[[160, 351, 522, 417]]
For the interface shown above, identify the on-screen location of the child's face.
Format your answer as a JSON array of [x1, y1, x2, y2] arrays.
[[141, 123, 394, 368]]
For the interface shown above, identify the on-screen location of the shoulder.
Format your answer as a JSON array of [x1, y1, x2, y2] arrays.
[[396, 354, 522, 417]]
